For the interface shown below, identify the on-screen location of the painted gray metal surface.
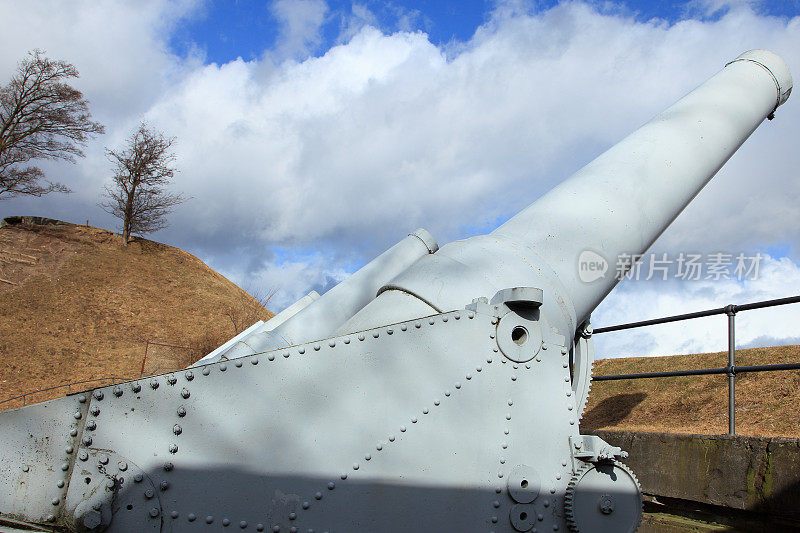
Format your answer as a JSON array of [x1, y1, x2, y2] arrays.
[[0, 50, 793, 532]]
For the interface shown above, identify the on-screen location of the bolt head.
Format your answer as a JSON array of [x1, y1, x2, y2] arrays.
[[150, 508, 160, 518], [93, 390, 104, 400], [181, 388, 190, 399]]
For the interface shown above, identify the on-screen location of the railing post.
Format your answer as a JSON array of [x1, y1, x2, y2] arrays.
[[725, 304, 737, 436]]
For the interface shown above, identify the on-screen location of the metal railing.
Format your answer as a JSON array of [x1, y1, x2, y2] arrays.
[[590, 295, 800, 435], [0, 376, 131, 407]]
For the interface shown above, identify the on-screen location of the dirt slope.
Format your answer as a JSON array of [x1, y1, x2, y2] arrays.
[[0, 218, 272, 409], [583, 345, 800, 438]]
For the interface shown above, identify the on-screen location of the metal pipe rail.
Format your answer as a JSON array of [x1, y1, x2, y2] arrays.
[[0, 376, 131, 407], [591, 295, 800, 435]]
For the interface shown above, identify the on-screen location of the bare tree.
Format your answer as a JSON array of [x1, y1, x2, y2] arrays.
[[100, 123, 185, 244], [226, 285, 277, 336], [0, 50, 104, 199]]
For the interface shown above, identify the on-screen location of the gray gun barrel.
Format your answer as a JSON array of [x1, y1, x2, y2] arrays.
[[339, 50, 792, 340]]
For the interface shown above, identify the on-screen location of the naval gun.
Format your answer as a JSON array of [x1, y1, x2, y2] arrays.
[[0, 50, 792, 533]]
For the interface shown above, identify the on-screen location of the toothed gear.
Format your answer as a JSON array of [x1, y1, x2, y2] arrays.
[[564, 461, 642, 533], [571, 332, 594, 420]]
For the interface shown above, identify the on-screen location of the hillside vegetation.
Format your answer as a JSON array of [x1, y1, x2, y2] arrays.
[[583, 345, 800, 438], [0, 218, 272, 408]]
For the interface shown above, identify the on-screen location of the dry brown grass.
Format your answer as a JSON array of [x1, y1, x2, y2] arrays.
[[0, 221, 272, 409], [582, 345, 800, 438]]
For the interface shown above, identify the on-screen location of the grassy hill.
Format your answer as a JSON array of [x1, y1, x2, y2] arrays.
[[0, 217, 272, 409], [583, 344, 800, 438]]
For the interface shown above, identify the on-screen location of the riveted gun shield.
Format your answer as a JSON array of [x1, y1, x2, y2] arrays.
[[0, 50, 792, 533]]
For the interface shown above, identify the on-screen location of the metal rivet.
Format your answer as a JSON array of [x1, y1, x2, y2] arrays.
[[508, 399, 513, 406], [506, 414, 511, 420], [372, 332, 379, 339], [118, 461, 128, 471], [492, 516, 498, 523], [400, 425, 407, 432], [164, 462, 174, 471], [389, 435, 396, 441], [329, 341, 335, 347], [365, 454, 371, 461], [525, 364, 531, 369], [498, 472, 504, 478], [114, 387, 123, 397], [168, 375, 177, 385], [566, 391, 572, 397], [22, 464, 30, 472], [51, 497, 60, 506], [428, 319, 435, 325], [341, 473, 348, 479], [493, 501, 500, 508], [150, 380, 159, 389], [185, 371, 194, 381], [387, 328, 393, 335], [445, 390, 451, 397], [161, 480, 169, 490], [376, 444, 382, 451], [132, 382, 142, 392], [344, 337, 351, 344], [272, 526, 280, 532], [422, 408, 429, 415], [504, 429, 509, 434], [434, 399, 440, 406], [173, 424, 182, 435], [74, 411, 82, 420], [411, 417, 418, 423], [500, 458, 505, 464], [223, 518, 231, 526], [93, 390, 104, 400], [327, 482, 335, 490], [188, 513, 196, 522], [541, 342, 547, 350], [491, 318, 498, 325], [100, 455, 109, 465], [353, 463, 359, 470], [145, 489, 154, 499], [550, 487, 556, 494], [177, 406, 187, 417], [467, 312, 475, 319], [46, 514, 55, 522], [289, 512, 297, 520], [241, 521, 248, 528], [511, 375, 517, 381], [299, 347, 305, 354], [82, 436, 92, 446], [314, 345, 321, 351], [134, 473, 143, 482], [466, 374, 472, 380], [251, 359, 259, 365], [169, 444, 179, 453], [202, 367, 211, 376], [206, 516, 214, 524], [568, 404, 573, 411], [172, 511, 179, 519], [79, 451, 88, 461], [235, 360, 242, 367], [358, 334, 365, 341], [476, 366, 482, 372], [487, 358, 493, 363], [502, 443, 508, 449], [65, 445, 74, 454], [569, 420, 575, 425], [401, 324, 408, 331], [150, 508, 160, 518], [282, 352, 289, 358], [415, 322, 421, 328], [86, 420, 96, 430], [181, 388, 190, 399], [256, 524, 264, 531], [455, 382, 462, 389], [70, 428, 78, 437], [220, 364, 227, 371], [302, 502, 310, 510], [269, 354, 275, 361], [315, 492, 322, 500]]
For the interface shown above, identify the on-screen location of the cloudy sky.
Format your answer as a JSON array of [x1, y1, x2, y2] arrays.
[[1, 0, 799, 358]]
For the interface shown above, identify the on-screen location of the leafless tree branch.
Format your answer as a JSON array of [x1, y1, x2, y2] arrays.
[[99, 123, 186, 244], [0, 49, 104, 199]]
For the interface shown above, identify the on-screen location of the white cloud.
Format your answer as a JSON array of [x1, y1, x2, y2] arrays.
[[592, 255, 800, 358], [1, 1, 798, 350], [269, 0, 329, 61]]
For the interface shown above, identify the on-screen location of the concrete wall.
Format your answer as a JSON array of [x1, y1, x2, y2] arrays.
[[590, 430, 800, 521]]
